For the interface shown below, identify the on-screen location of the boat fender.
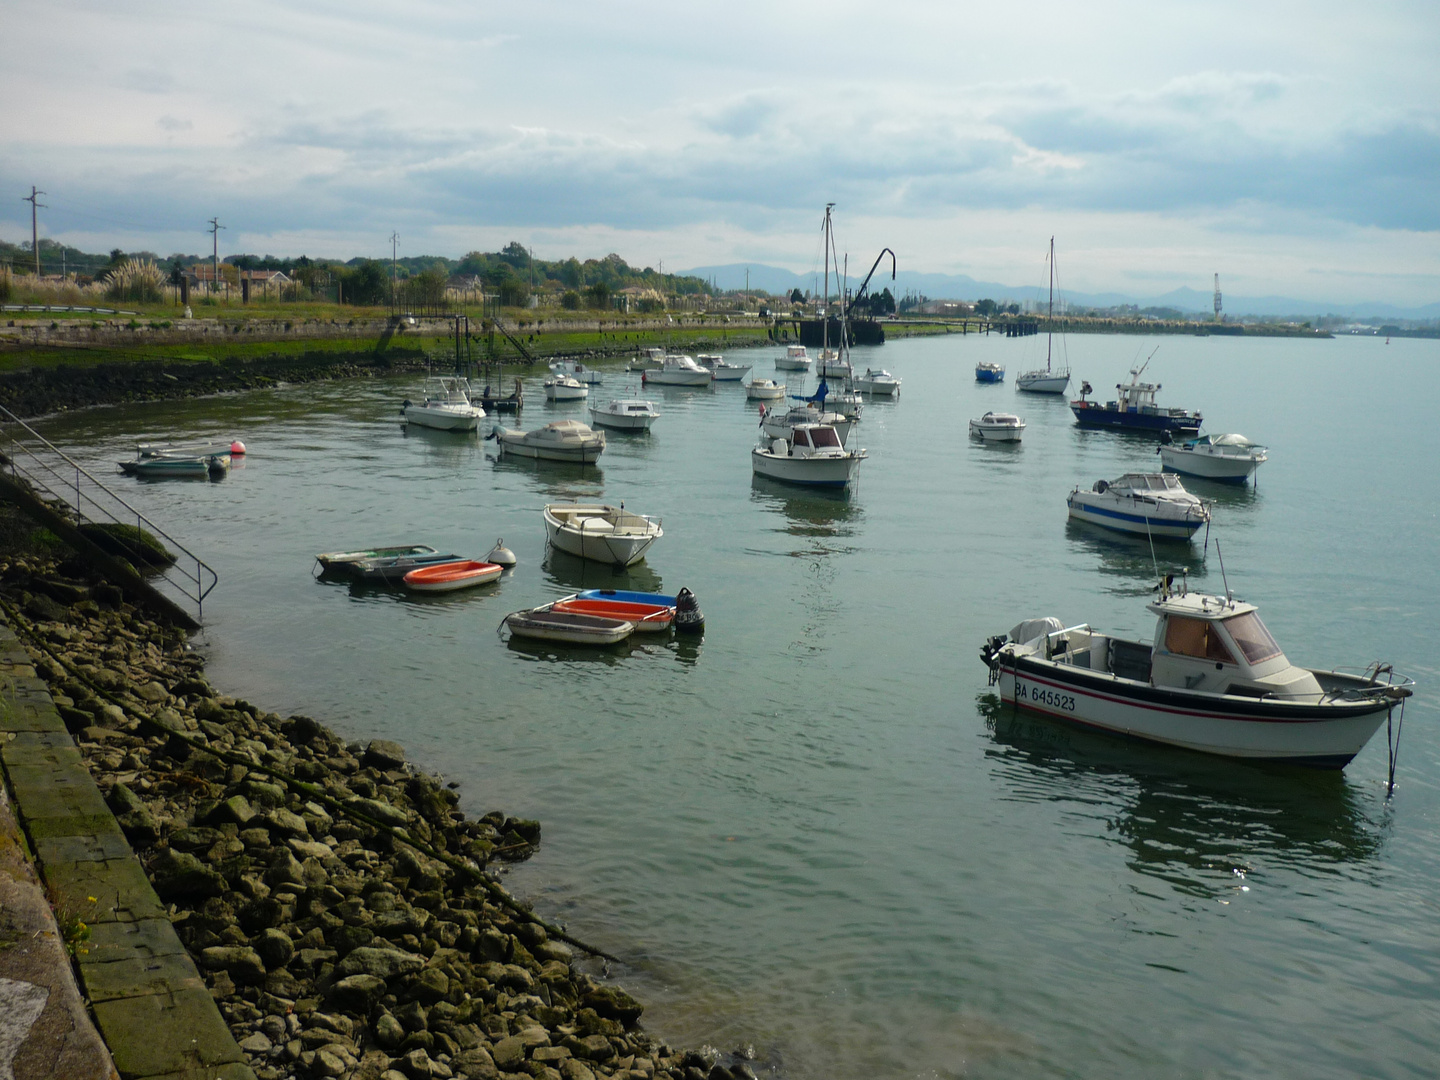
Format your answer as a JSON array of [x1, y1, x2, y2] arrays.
[[674, 587, 704, 634], [486, 538, 517, 568], [1093, 479, 1109, 493]]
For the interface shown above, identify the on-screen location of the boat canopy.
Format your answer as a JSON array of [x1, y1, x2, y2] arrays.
[[1112, 473, 1187, 492], [1210, 433, 1259, 447]]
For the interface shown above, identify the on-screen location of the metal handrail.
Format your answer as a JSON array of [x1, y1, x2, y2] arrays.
[[0, 405, 218, 620]]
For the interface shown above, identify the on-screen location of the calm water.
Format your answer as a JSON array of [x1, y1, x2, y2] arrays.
[[36, 332, 1440, 1079]]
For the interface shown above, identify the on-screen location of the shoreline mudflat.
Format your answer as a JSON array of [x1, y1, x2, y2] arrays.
[[0, 551, 760, 1080]]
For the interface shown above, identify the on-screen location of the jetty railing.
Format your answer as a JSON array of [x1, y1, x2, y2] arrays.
[[0, 405, 218, 622]]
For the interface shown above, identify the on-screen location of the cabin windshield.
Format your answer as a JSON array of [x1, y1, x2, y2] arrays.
[[792, 430, 812, 448], [810, 427, 842, 449], [1164, 615, 1237, 664], [1222, 612, 1283, 664]]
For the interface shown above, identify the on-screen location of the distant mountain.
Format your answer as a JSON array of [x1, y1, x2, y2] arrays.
[[680, 263, 1440, 321]]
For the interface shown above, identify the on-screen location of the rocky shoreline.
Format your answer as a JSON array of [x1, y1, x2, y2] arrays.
[[0, 551, 759, 1080]]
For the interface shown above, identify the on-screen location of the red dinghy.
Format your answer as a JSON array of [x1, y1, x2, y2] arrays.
[[551, 597, 674, 631], [402, 560, 503, 592]]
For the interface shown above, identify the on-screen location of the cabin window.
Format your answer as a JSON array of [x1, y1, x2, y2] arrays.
[[1164, 616, 1237, 664], [810, 427, 842, 449], [792, 430, 811, 448], [1222, 612, 1283, 664]]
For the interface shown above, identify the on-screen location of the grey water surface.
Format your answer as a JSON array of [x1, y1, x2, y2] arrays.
[[35, 331, 1440, 1080]]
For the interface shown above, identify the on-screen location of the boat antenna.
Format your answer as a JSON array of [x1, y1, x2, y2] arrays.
[[1215, 538, 1232, 603], [1145, 518, 1160, 581]]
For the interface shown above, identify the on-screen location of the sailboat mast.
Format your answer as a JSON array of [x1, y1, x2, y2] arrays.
[[822, 204, 833, 353], [1047, 236, 1054, 373]]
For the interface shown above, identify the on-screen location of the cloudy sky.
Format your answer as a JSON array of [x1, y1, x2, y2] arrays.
[[4, 0, 1437, 304]]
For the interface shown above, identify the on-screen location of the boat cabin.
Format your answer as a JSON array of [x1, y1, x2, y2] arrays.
[[1029, 590, 1325, 700], [785, 424, 844, 455]]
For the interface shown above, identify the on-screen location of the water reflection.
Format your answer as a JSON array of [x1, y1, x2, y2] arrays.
[[977, 694, 1385, 898], [485, 450, 606, 492], [541, 546, 664, 595], [504, 635, 636, 664], [1063, 519, 1213, 594], [748, 478, 861, 544]]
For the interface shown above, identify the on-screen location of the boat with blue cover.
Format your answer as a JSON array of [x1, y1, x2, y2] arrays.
[[975, 361, 1005, 383], [1070, 357, 1202, 436]]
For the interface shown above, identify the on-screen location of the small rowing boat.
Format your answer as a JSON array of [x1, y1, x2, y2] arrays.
[[402, 560, 503, 592], [550, 597, 674, 631], [503, 609, 635, 645]]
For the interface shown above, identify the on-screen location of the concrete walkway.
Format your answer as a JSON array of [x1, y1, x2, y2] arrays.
[[0, 621, 253, 1080]]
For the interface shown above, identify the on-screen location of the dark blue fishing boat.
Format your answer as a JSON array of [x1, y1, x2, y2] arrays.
[[1070, 357, 1201, 436]]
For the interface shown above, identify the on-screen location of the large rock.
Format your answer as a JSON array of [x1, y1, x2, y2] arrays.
[[364, 739, 407, 770], [151, 848, 225, 900], [253, 927, 295, 970], [265, 848, 306, 888], [326, 973, 387, 1014], [491, 1036, 525, 1069], [349, 797, 410, 829], [333, 946, 426, 982], [582, 983, 644, 1026], [200, 945, 267, 985]]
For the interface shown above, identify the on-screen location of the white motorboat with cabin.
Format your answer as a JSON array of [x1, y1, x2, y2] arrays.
[[629, 347, 665, 372], [697, 354, 751, 381], [1015, 236, 1072, 394], [589, 398, 659, 431], [745, 378, 787, 401], [969, 412, 1026, 442], [979, 573, 1413, 768], [752, 423, 866, 488], [775, 345, 813, 372], [403, 376, 485, 431], [489, 419, 605, 463], [818, 349, 852, 379], [1158, 433, 1267, 484], [548, 359, 602, 384], [544, 374, 588, 401], [854, 368, 901, 396], [760, 395, 854, 448], [543, 503, 663, 567], [1067, 472, 1210, 539], [641, 354, 712, 386]]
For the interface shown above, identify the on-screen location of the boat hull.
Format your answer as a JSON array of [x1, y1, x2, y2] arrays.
[[746, 383, 786, 400], [855, 378, 899, 396], [405, 404, 483, 431], [752, 448, 861, 487], [351, 552, 463, 583], [1071, 401, 1202, 436], [774, 358, 812, 371], [1158, 447, 1263, 483], [495, 435, 604, 463], [642, 371, 711, 386], [551, 598, 673, 631], [993, 654, 1393, 767], [588, 408, 656, 431], [544, 385, 588, 401], [1066, 492, 1205, 538], [1015, 372, 1070, 394], [402, 560, 503, 592], [969, 420, 1025, 442], [317, 544, 440, 573], [543, 504, 662, 566], [975, 365, 1005, 383], [504, 610, 634, 645]]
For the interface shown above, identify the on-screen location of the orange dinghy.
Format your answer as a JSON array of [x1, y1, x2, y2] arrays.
[[550, 597, 674, 632], [402, 560, 503, 592]]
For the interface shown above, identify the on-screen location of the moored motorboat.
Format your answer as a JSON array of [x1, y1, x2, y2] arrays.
[[489, 420, 605, 463], [745, 378, 787, 401], [629, 347, 665, 372], [760, 400, 854, 448], [403, 376, 485, 431], [544, 374, 588, 401], [817, 349, 852, 379], [543, 502, 663, 566], [548, 359, 602, 384], [1158, 433, 1267, 484], [589, 399, 659, 431], [976, 361, 1005, 384], [752, 423, 866, 488], [1071, 357, 1202, 436], [1066, 472, 1210, 539], [402, 560, 503, 592], [979, 574, 1413, 767], [477, 377, 524, 413], [503, 609, 635, 645], [697, 354, 752, 381], [854, 368, 901, 396], [775, 344, 813, 371], [316, 544, 440, 574], [969, 412, 1026, 442], [641, 354, 712, 386]]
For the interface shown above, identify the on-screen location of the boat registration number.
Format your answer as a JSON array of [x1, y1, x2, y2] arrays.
[[1015, 681, 1076, 712]]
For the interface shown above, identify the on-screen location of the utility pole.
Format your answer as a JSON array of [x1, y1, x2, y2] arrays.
[[1213, 273, 1223, 322], [390, 232, 399, 303], [23, 186, 46, 275], [208, 217, 225, 296]]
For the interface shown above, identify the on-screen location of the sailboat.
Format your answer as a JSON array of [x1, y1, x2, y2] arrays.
[[1015, 237, 1072, 394]]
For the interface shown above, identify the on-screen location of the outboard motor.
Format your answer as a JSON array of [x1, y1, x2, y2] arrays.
[[1093, 479, 1109, 493], [674, 587, 704, 634]]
